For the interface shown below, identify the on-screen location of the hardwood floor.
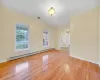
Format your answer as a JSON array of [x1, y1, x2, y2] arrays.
[[0, 50, 100, 80]]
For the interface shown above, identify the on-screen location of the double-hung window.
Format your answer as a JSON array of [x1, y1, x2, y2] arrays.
[[16, 24, 29, 51]]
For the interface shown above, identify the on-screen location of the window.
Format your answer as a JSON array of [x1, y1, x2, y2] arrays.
[[43, 31, 49, 47], [16, 24, 29, 51]]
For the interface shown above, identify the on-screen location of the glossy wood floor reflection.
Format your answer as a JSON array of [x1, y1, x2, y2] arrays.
[[0, 50, 100, 80]]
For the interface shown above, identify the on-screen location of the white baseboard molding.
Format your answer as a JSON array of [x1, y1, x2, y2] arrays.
[[0, 48, 55, 63], [0, 60, 7, 63], [7, 48, 55, 61], [96, 61, 100, 66], [70, 55, 99, 66], [99, 62, 100, 66]]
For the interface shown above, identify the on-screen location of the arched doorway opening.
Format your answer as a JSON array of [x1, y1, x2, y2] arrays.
[[60, 29, 70, 54]]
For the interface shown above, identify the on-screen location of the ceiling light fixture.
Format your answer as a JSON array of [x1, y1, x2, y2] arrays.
[[48, 7, 55, 16]]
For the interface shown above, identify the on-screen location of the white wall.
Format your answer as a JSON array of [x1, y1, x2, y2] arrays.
[[99, 7, 100, 66], [0, 4, 4, 62], [0, 5, 57, 62], [70, 7, 99, 64]]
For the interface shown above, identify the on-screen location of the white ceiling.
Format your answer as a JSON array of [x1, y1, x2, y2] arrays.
[[1, 0, 100, 27]]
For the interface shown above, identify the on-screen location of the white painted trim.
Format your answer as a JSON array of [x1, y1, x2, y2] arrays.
[[96, 61, 100, 66], [0, 60, 7, 63], [99, 61, 100, 66], [15, 48, 29, 52], [15, 24, 30, 52], [70, 55, 99, 65], [8, 48, 55, 61], [43, 31, 50, 48], [0, 48, 55, 63]]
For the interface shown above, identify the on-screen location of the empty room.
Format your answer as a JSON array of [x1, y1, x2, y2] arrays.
[[0, 0, 100, 80]]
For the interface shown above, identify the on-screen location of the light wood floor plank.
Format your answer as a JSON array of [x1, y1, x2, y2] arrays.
[[0, 50, 100, 80]]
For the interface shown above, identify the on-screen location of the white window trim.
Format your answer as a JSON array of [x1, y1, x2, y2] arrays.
[[15, 24, 30, 52]]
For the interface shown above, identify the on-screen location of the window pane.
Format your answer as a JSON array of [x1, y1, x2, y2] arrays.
[[43, 31, 49, 47], [16, 24, 29, 50]]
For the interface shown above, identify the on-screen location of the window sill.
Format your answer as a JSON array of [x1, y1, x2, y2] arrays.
[[15, 48, 29, 52], [43, 46, 49, 48]]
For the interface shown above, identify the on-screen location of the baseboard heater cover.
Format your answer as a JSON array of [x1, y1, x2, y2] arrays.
[[7, 48, 55, 61]]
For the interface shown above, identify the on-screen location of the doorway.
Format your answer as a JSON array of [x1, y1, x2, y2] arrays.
[[60, 29, 70, 54]]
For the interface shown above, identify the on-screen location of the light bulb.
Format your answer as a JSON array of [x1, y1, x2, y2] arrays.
[[48, 7, 55, 16]]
